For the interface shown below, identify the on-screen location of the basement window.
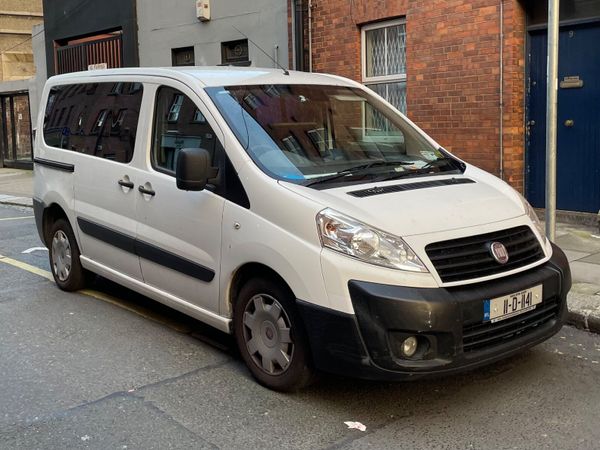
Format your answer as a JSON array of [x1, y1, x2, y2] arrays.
[[172, 46, 195, 66], [221, 39, 251, 66]]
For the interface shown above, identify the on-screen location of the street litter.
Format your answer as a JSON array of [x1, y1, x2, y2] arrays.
[[344, 421, 367, 431]]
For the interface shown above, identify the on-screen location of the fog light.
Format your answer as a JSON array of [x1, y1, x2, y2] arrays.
[[401, 336, 418, 357]]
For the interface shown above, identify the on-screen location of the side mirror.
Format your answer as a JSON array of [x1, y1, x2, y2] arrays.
[[176, 148, 212, 191]]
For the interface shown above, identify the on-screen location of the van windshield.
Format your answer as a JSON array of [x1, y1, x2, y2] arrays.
[[205, 84, 463, 187]]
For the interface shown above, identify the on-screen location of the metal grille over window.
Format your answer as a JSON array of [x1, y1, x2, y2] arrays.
[[363, 20, 407, 114]]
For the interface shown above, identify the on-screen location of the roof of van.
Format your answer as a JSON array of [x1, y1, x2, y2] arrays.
[[48, 66, 360, 88]]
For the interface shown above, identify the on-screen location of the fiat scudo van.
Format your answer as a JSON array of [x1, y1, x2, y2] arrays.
[[33, 67, 571, 391]]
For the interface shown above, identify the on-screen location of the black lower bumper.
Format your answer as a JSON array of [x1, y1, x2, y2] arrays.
[[297, 243, 571, 381]]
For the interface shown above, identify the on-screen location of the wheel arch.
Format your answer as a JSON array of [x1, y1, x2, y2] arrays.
[[41, 202, 72, 247], [228, 262, 296, 315]]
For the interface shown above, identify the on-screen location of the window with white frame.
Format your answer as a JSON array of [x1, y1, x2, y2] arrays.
[[362, 19, 407, 114]]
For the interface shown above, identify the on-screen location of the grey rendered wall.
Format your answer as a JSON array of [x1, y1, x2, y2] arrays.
[[136, 0, 289, 69]]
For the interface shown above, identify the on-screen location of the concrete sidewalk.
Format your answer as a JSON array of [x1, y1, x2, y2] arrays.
[[0, 168, 33, 207], [1, 167, 599, 332]]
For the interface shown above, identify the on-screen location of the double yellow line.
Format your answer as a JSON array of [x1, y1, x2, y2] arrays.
[[0, 253, 191, 333]]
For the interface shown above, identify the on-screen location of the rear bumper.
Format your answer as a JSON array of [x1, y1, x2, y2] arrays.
[[32, 197, 45, 245], [297, 243, 570, 381]]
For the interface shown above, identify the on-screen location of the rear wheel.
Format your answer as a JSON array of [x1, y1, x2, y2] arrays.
[[234, 278, 313, 391], [48, 218, 88, 291]]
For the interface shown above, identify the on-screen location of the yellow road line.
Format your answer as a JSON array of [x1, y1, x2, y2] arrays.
[[0, 216, 34, 221], [0, 254, 190, 333], [0, 254, 54, 281], [79, 288, 191, 333]]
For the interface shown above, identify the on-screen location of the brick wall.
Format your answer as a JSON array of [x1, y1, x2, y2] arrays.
[[291, 0, 527, 191]]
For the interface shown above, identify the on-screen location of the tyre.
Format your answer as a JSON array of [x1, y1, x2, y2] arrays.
[[48, 218, 88, 291], [234, 278, 314, 391]]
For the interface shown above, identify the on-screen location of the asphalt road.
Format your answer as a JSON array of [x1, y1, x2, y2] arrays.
[[0, 203, 599, 450]]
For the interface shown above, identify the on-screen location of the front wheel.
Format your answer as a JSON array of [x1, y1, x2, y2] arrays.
[[234, 278, 314, 391], [48, 218, 88, 291]]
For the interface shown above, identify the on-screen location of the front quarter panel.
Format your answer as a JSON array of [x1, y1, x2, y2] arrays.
[[220, 201, 328, 317]]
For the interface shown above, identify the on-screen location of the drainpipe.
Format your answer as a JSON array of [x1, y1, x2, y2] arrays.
[[499, 0, 504, 180], [293, 0, 304, 71], [308, 0, 313, 72]]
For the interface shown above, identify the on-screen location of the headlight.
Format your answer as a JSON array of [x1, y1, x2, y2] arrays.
[[518, 194, 547, 243], [316, 208, 428, 272]]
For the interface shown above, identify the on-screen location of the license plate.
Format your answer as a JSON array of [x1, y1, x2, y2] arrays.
[[483, 285, 543, 323]]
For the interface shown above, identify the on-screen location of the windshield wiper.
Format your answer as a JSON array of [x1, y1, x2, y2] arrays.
[[374, 167, 439, 182], [305, 160, 413, 187], [375, 161, 465, 182], [421, 155, 466, 171]]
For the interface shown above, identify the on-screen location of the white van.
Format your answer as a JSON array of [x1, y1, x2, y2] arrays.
[[33, 67, 571, 391]]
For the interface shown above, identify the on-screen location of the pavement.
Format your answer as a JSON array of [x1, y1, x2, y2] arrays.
[[1, 167, 599, 333]]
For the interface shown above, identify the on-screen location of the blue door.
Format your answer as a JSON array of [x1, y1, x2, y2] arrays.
[[526, 23, 600, 213]]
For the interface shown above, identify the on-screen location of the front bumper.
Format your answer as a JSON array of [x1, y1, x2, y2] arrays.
[[297, 243, 571, 381]]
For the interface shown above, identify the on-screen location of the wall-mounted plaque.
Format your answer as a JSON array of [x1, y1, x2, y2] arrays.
[[560, 76, 584, 89]]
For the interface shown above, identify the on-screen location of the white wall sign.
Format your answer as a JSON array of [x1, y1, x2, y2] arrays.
[[88, 63, 108, 71]]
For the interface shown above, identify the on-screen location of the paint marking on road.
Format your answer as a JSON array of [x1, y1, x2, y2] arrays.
[[79, 289, 192, 333], [0, 254, 54, 281], [22, 247, 48, 254], [0, 215, 34, 221], [0, 254, 191, 334]]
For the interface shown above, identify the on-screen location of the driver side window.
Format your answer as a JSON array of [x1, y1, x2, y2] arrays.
[[152, 86, 218, 174]]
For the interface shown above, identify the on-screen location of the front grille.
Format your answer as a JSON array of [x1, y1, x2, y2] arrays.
[[462, 297, 560, 353], [425, 226, 545, 283]]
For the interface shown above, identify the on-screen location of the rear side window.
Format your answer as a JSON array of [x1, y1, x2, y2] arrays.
[[43, 82, 143, 163]]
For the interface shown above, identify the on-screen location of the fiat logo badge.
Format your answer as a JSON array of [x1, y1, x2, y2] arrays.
[[489, 242, 509, 264]]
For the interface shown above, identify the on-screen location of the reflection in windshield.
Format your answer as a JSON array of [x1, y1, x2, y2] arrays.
[[206, 84, 461, 186]]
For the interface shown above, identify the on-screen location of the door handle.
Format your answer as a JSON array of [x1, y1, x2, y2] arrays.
[[138, 185, 156, 196], [564, 119, 574, 127], [118, 179, 134, 189]]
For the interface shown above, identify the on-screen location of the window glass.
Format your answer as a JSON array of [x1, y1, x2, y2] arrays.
[[363, 20, 407, 113], [206, 84, 459, 188], [42, 82, 143, 163], [152, 86, 219, 174], [167, 94, 184, 122]]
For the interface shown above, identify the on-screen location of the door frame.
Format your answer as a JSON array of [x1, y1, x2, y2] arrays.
[[0, 91, 33, 169]]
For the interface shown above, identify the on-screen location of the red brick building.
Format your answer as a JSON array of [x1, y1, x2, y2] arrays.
[[288, 0, 600, 214]]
